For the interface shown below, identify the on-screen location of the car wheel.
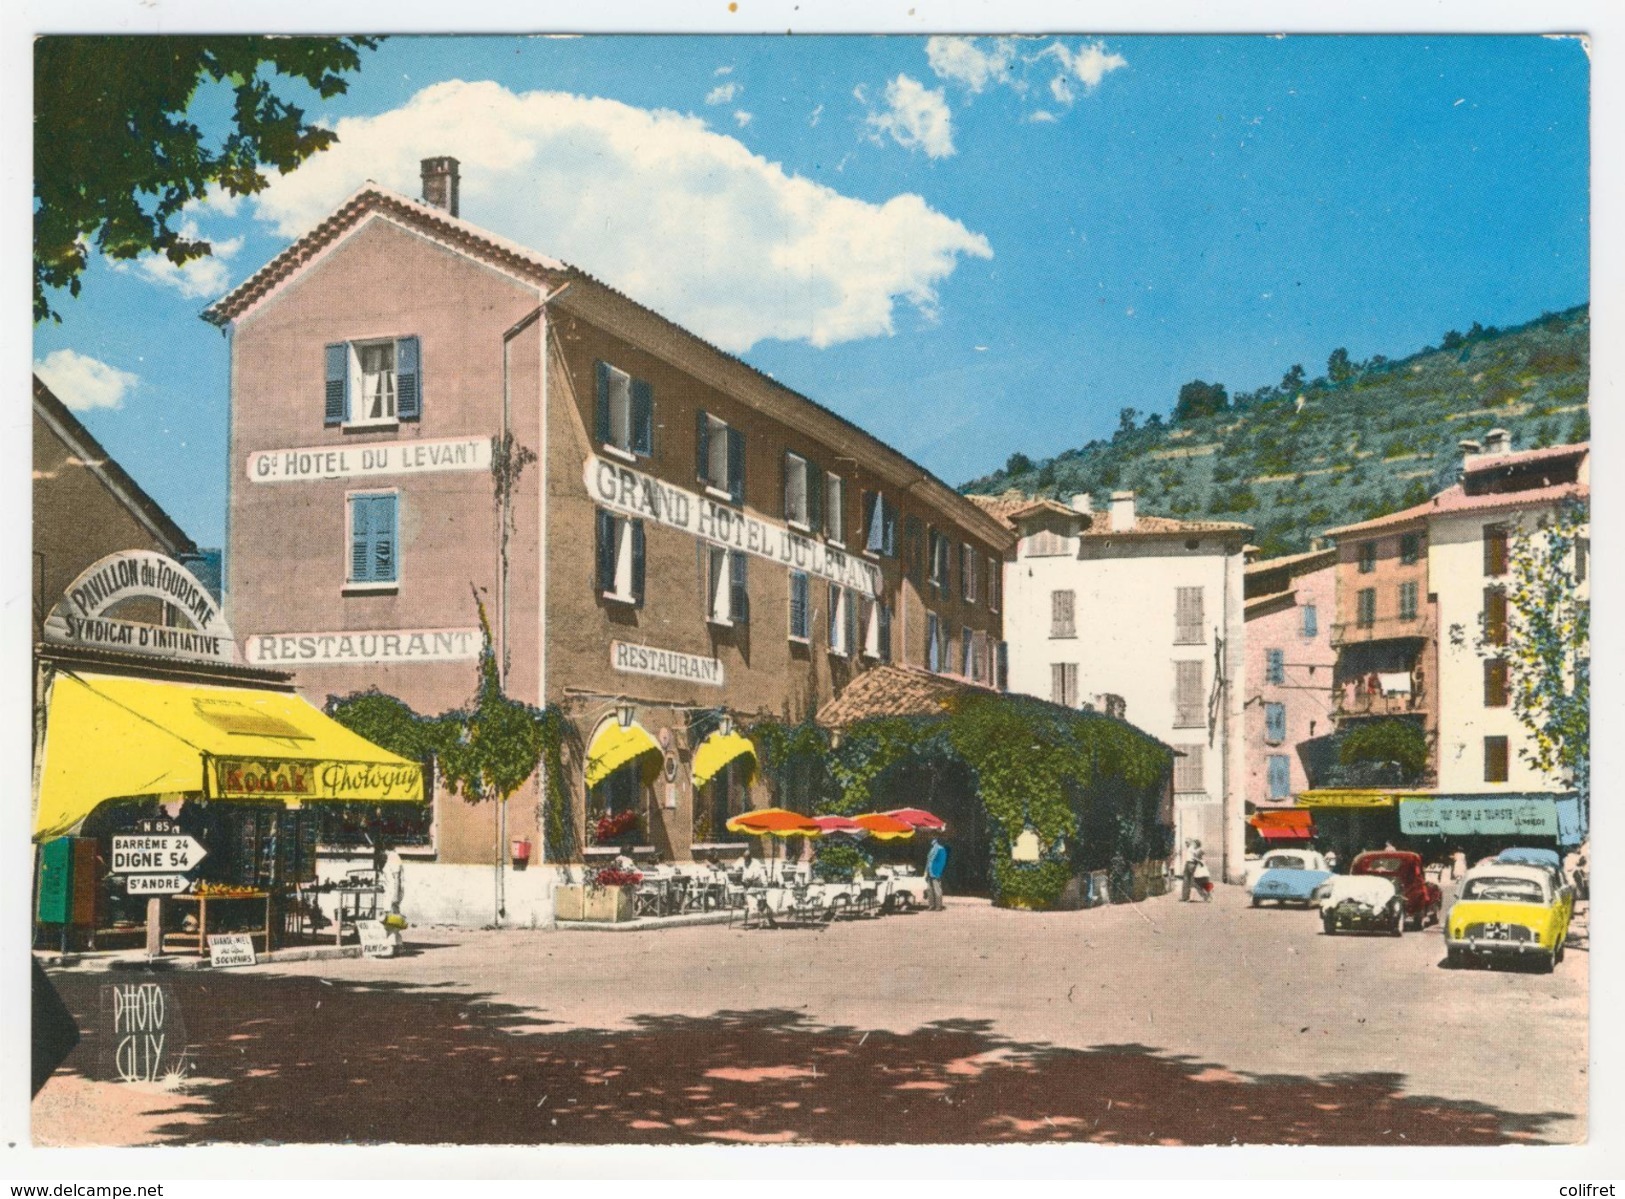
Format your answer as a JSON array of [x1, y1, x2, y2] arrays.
[[1539, 949, 1556, 974], [1392, 912, 1405, 937], [1250, 895, 1260, 908], [1322, 913, 1336, 936], [1446, 946, 1463, 969], [1555, 939, 1566, 965]]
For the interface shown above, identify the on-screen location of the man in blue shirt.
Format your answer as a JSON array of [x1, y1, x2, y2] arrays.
[[926, 837, 948, 911]]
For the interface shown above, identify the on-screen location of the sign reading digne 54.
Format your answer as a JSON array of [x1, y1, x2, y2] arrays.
[[585, 456, 881, 598]]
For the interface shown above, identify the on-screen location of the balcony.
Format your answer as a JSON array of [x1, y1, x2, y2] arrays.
[[1333, 686, 1429, 720], [1330, 612, 1434, 647]]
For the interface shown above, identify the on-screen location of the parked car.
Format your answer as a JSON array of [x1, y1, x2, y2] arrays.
[[1351, 850, 1441, 931], [1249, 849, 1333, 908], [1446, 863, 1573, 972], [1320, 873, 1407, 936], [1494, 847, 1571, 896]]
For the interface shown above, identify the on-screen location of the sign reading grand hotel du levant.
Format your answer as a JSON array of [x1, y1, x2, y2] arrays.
[[584, 455, 882, 598], [44, 550, 235, 664]]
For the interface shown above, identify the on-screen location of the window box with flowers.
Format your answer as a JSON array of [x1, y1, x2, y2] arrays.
[[555, 865, 642, 923]]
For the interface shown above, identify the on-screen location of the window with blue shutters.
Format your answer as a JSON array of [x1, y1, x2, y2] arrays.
[[1266, 648, 1285, 684], [347, 493, 399, 585], [926, 612, 941, 672], [1301, 602, 1318, 639], [1268, 754, 1292, 800], [863, 491, 897, 557], [789, 571, 810, 641], [596, 361, 653, 458], [1264, 702, 1286, 744], [696, 411, 744, 502], [594, 510, 645, 605], [707, 547, 748, 625], [327, 338, 421, 427]]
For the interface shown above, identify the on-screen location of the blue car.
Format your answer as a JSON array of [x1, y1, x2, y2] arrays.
[[1249, 849, 1333, 908]]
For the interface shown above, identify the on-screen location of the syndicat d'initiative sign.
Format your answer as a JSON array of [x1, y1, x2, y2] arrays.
[[43, 550, 235, 664]]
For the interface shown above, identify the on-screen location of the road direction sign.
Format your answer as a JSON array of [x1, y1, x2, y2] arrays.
[[110, 834, 208, 875], [123, 874, 192, 897]]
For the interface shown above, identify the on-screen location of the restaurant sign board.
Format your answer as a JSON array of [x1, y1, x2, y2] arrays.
[[1398, 797, 1558, 838], [44, 551, 234, 664], [611, 640, 725, 687], [585, 455, 881, 598], [244, 627, 481, 666]]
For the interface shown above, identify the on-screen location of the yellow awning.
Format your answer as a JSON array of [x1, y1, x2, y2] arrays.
[[584, 720, 663, 789], [34, 671, 424, 841], [1297, 789, 1421, 809], [691, 730, 757, 790]]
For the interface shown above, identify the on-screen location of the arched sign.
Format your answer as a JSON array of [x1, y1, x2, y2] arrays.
[[44, 551, 236, 664]]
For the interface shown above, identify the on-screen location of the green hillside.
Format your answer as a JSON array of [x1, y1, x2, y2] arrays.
[[962, 306, 1589, 557]]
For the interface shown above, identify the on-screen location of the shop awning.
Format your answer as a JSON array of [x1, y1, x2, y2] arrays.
[[1249, 809, 1314, 839], [584, 720, 663, 789], [691, 731, 757, 789], [34, 671, 424, 841]]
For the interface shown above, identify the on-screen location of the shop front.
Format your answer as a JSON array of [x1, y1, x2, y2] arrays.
[[1297, 788, 1585, 870]]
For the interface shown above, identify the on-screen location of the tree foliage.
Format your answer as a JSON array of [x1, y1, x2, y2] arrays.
[[1327, 347, 1356, 384], [1338, 719, 1429, 778], [1173, 379, 1229, 423], [35, 36, 380, 321]]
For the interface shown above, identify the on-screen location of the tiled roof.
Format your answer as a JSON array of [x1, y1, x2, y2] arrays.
[[1079, 513, 1253, 539], [1465, 441, 1588, 476], [1244, 588, 1298, 619], [1327, 481, 1588, 537], [1244, 547, 1337, 577], [966, 492, 1087, 529], [815, 665, 998, 727], [201, 183, 1013, 549]]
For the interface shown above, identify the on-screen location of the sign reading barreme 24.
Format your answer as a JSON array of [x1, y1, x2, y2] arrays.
[[585, 455, 881, 599]]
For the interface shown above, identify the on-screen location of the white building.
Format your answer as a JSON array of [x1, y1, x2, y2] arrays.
[[972, 491, 1252, 882], [1428, 433, 1589, 795]]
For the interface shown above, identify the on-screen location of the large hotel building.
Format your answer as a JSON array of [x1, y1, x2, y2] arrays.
[[206, 158, 1012, 921]]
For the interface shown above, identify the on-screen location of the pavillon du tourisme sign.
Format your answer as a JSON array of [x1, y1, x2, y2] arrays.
[[585, 455, 881, 598], [44, 551, 234, 664]]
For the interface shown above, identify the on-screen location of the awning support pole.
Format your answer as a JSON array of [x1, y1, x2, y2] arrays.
[[145, 897, 163, 959]]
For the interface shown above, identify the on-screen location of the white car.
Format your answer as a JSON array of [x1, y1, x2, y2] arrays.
[[1245, 849, 1330, 893]]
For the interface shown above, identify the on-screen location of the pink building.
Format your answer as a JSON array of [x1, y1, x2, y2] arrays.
[[1242, 548, 1338, 813]]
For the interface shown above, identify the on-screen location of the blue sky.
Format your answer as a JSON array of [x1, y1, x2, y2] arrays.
[[33, 34, 1589, 548]]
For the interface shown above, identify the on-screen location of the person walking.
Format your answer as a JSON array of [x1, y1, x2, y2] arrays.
[[1181, 839, 1204, 902], [926, 837, 949, 911], [1191, 847, 1213, 903]]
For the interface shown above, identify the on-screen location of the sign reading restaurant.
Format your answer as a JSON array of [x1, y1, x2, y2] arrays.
[[43, 550, 234, 664], [244, 627, 482, 666], [245, 436, 492, 483], [611, 640, 725, 687], [585, 455, 882, 599]]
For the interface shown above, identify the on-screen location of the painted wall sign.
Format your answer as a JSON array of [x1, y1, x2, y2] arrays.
[[585, 455, 882, 599], [1398, 797, 1558, 838], [210, 757, 423, 802], [244, 627, 481, 666], [611, 640, 725, 687], [246, 436, 492, 483], [44, 551, 234, 664], [207, 933, 258, 969]]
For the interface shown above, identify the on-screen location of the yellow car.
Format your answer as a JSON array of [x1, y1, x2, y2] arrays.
[[1445, 863, 1574, 972]]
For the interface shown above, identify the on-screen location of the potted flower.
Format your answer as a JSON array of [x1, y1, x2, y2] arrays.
[[591, 808, 641, 846]]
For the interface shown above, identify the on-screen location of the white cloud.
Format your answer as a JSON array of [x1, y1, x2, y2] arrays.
[[706, 82, 740, 105], [1027, 110, 1058, 124], [110, 217, 243, 299], [714, 65, 734, 76], [808, 103, 824, 127], [1041, 40, 1128, 91], [250, 80, 991, 352], [863, 74, 955, 159], [925, 37, 1017, 94], [33, 349, 139, 411], [733, 110, 753, 127]]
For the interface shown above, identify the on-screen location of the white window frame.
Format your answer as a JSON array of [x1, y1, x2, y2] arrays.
[[703, 414, 731, 499], [602, 362, 635, 460], [961, 543, 977, 603], [602, 514, 639, 604], [861, 596, 882, 660], [344, 488, 401, 593], [825, 474, 846, 547], [829, 584, 851, 656], [986, 554, 1001, 613], [707, 545, 735, 627], [348, 339, 399, 428], [784, 452, 811, 530]]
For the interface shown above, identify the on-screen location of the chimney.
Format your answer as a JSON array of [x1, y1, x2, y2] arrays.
[[1482, 428, 1511, 457], [421, 156, 461, 217], [1069, 492, 1093, 515], [1109, 490, 1136, 533], [1458, 438, 1482, 472]]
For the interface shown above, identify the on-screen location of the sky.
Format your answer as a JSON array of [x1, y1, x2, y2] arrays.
[[32, 34, 1590, 549]]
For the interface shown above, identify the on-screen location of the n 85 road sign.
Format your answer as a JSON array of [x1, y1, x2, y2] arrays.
[[110, 834, 207, 874]]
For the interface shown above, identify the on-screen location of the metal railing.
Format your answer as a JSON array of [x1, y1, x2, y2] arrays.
[[1330, 613, 1434, 645]]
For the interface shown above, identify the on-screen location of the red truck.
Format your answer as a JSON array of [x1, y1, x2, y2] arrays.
[[1351, 850, 1442, 932]]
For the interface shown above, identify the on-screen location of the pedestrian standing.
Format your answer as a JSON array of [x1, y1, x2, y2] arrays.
[[1450, 846, 1467, 882], [1191, 848, 1213, 902], [1181, 840, 1204, 902], [926, 837, 948, 911]]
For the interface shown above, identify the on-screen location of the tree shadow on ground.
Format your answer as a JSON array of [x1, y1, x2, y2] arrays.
[[42, 971, 1574, 1147]]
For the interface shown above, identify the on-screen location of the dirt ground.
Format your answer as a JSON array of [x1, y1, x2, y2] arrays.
[[33, 886, 1588, 1146]]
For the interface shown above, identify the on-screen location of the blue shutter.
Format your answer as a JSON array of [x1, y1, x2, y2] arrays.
[[927, 613, 940, 672], [373, 495, 397, 582], [1302, 603, 1318, 638], [596, 510, 616, 594], [595, 362, 612, 445], [726, 427, 745, 504], [878, 602, 892, 663], [631, 379, 653, 456], [882, 498, 897, 557], [1267, 649, 1284, 684], [1268, 755, 1291, 800], [630, 520, 646, 606], [395, 336, 421, 420], [325, 343, 349, 426], [827, 584, 840, 647], [349, 496, 372, 582], [997, 641, 1009, 690], [790, 572, 808, 639], [1266, 702, 1286, 742], [729, 551, 748, 622], [866, 492, 885, 553], [695, 410, 710, 483]]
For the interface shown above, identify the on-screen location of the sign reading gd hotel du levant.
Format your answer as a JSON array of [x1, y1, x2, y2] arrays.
[[585, 455, 881, 598]]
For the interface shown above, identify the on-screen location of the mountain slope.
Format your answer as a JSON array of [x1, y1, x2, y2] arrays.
[[962, 305, 1589, 556]]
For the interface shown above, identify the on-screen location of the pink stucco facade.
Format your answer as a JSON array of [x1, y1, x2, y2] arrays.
[[1242, 554, 1337, 808]]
